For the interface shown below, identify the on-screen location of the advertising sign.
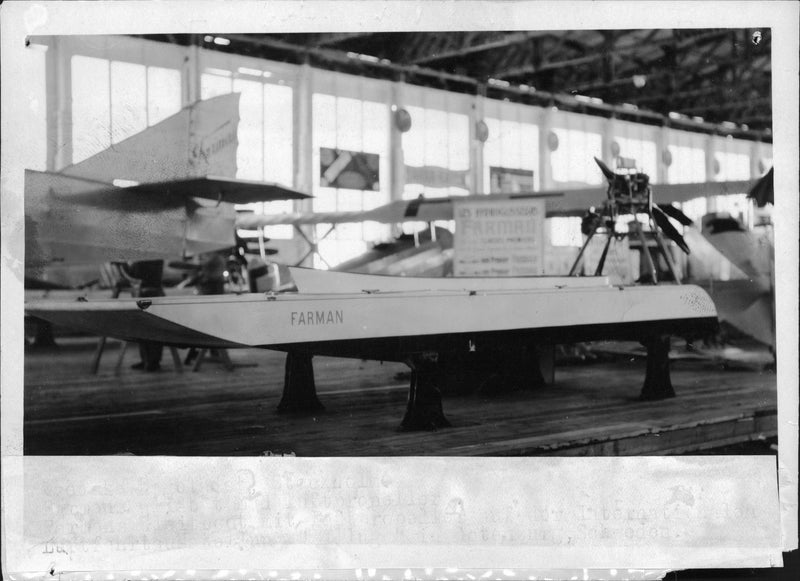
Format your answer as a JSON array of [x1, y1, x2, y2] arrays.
[[320, 147, 380, 190], [453, 197, 546, 276]]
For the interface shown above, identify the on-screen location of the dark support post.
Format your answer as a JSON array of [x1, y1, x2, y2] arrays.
[[440, 342, 554, 395], [536, 344, 556, 385], [640, 335, 675, 400], [278, 351, 325, 413], [33, 320, 58, 348], [400, 352, 451, 431]]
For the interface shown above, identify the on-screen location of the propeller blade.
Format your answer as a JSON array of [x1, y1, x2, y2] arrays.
[[652, 205, 691, 254], [657, 203, 693, 226], [594, 157, 617, 182]]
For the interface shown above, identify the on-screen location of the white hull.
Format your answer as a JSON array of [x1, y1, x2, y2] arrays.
[[289, 267, 611, 294], [27, 282, 718, 354]]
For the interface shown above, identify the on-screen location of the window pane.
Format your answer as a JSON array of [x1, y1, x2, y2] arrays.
[[551, 128, 602, 185], [362, 101, 388, 154], [71, 55, 110, 163], [615, 136, 658, 182], [401, 106, 425, 167], [715, 151, 751, 181], [667, 145, 706, 183], [233, 78, 264, 180], [263, 84, 294, 186], [110, 61, 147, 144], [484, 117, 539, 192], [424, 109, 448, 167], [312, 94, 337, 150], [484, 118, 502, 166], [335, 97, 362, 151], [402, 104, 469, 199], [201, 72, 232, 100], [447, 112, 469, 170], [311, 93, 391, 264], [147, 66, 181, 125]]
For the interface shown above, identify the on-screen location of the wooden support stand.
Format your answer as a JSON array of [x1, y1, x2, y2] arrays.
[[32, 320, 58, 348], [192, 348, 235, 372], [640, 334, 675, 400], [92, 338, 183, 375], [277, 351, 325, 413], [400, 353, 451, 431]]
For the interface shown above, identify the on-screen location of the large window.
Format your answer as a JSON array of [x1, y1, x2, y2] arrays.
[[550, 128, 603, 185], [667, 144, 706, 184], [483, 117, 539, 193], [614, 136, 658, 182], [201, 62, 295, 238], [312, 93, 391, 267], [715, 150, 751, 181], [402, 103, 470, 199], [71, 55, 181, 163]]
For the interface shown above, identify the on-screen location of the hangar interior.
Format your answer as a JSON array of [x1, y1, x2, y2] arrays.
[[23, 30, 777, 456], [25, 31, 773, 270]]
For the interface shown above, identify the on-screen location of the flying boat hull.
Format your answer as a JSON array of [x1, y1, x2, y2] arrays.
[[27, 281, 718, 361]]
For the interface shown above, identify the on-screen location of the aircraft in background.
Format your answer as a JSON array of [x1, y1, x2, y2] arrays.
[[24, 93, 309, 292], [25, 169, 308, 289], [237, 176, 752, 284], [240, 160, 774, 348]]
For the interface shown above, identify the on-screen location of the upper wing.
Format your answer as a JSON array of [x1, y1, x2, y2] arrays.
[[129, 176, 309, 204], [53, 175, 309, 211], [236, 179, 756, 228]]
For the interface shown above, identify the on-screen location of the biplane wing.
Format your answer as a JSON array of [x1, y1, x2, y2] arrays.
[[236, 179, 756, 229], [25, 92, 308, 275], [25, 169, 309, 269], [60, 175, 308, 211]]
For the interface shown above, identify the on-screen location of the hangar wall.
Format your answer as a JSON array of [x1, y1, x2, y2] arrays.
[[28, 35, 774, 273]]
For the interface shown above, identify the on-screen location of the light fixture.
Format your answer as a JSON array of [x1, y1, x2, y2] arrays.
[[237, 66, 262, 77], [394, 108, 412, 132], [475, 120, 489, 143], [113, 179, 139, 188], [632, 74, 647, 88], [213, 37, 231, 46], [547, 131, 559, 152]]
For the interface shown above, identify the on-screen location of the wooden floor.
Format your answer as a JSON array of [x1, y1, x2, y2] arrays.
[[23, 337, 777, 456]]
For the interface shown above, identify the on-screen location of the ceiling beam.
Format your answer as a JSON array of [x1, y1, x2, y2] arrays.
[[679, 97, 772, 116], [308, 32, 379, 47], [493, 31, 671, 80], [405, 30, 553, 64]]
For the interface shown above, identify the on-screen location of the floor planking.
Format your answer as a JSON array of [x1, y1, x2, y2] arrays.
[[23, 337, 777, 456]]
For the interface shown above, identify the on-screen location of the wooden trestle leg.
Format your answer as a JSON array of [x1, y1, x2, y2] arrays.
[[277, 351, 325, 413], [400, 352, 451, 431], [640, 335, 676, 400]]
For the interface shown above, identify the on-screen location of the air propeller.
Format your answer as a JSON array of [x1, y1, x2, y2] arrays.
[[569, 158, 694, 283]]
